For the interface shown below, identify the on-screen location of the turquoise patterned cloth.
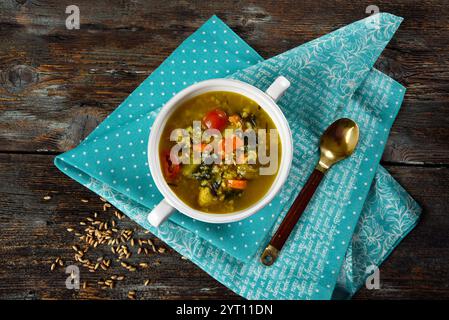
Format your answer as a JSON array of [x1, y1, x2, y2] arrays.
[[55, 13, 421, 299]]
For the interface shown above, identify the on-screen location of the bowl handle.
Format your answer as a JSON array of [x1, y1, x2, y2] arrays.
[[265, 76, 291, 102], [147, 199, 175, 227]]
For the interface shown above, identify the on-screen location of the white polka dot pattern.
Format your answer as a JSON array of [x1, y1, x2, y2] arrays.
[[55, 14, 421, 300]]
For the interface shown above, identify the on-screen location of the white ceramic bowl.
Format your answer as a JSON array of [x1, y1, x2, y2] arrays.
[[147, 76, 293, 227]]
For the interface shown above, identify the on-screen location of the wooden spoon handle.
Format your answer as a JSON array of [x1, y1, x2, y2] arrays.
[[261, 168, 324, 266]]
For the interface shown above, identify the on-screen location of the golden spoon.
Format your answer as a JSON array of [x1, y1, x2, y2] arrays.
[[261, 118, 360, 266]]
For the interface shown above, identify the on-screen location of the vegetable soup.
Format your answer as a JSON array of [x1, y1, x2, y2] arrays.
[[159, 91, 281, 213]]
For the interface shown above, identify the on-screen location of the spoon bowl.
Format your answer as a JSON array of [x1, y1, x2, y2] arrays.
[[317, 118, 359, 172]]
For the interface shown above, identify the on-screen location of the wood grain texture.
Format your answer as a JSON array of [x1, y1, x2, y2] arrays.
[[0, 154, 448, 299], [0, 153, 241, 300], [0, 0, 448, 163], [0, 0, 448, 299]]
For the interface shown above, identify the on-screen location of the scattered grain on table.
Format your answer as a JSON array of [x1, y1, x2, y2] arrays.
[[49, 197, 168, 297]]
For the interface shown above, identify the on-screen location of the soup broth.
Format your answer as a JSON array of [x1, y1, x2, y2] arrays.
[[159, 91, 281, 213]]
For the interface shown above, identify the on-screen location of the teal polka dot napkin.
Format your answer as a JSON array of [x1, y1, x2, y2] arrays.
[[55, 13, 421, 299]]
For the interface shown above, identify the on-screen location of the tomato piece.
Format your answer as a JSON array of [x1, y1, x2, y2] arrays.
[[227, 179, 248, 190], [161, 150, 180, 182], [203, 108, 228, 131]]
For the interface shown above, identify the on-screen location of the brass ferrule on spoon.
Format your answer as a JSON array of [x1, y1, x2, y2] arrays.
[[261, 118, 359, 266]]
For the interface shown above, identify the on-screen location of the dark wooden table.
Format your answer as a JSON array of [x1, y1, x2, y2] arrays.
[[1, 0, 448, 300]]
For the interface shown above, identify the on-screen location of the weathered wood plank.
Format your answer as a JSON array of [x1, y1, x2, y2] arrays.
[[0, 153, 448, 299], [0, 0, 448, 164], [0, 153, 241, 299]]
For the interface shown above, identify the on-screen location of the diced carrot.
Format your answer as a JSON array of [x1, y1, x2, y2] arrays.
[[227, 179, 248, 190], [222, 135, 244, 151], [233, 136, 244, 149], [193, 143, 206, 152], [228, 114, 241, 124], [220, 139, 226, 159]]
